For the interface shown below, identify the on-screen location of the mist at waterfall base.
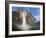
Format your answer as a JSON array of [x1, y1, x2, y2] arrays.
[[12, 7, 40, 31]]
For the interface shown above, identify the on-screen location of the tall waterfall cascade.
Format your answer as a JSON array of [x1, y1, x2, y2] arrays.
[[17, 11, 32, 31]]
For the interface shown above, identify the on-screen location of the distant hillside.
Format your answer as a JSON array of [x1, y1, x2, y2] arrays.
[[31, 21, 40, 30]]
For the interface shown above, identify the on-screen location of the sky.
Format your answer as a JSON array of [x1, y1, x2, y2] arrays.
[[12, 7, 40, 22]]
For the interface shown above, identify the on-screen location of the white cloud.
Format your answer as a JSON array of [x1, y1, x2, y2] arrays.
[[34, 15, 40, 22]]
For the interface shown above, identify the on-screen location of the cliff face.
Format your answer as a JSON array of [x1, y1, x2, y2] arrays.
[[13, 10, 35, 24]]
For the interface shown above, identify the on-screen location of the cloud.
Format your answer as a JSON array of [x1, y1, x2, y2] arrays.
[[34, 15, 40, 22]]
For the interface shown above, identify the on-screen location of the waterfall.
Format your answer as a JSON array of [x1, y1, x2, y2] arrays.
[[17, 11, 32, 30], [21, 11, 31, 30], [22, 11, 26, 26]]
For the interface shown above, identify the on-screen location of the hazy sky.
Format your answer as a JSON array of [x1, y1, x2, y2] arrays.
[[12, 7, 40, 21]]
